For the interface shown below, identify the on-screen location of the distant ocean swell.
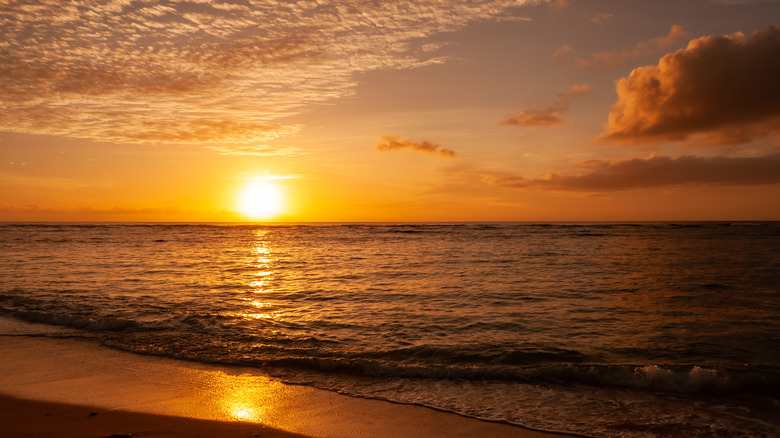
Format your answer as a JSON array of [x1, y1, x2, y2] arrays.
[[1, 222, 779, 437]]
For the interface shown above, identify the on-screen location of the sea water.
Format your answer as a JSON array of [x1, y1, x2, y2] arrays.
[[1, 222, 778, 437]]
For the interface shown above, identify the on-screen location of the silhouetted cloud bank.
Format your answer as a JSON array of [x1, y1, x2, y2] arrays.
[[486, 153, 780, 191]]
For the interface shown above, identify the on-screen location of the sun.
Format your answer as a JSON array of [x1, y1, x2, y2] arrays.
[[238, 179, 285, 219]]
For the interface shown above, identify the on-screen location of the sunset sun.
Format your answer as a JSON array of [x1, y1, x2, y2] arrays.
[[238, 180, 285, 219]]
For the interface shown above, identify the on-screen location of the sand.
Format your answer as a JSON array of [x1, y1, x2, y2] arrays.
[[0, 317, 576, 438], [0, 394, 305, 438]]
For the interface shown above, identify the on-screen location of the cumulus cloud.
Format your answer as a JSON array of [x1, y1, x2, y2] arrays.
[[578, 25, 687, 68], [485, 153, 780, 192], [375, 135, 456, 158], [597, 26, 780, 145], [504, 84, 591, 127], [0, 0, 541, 151]]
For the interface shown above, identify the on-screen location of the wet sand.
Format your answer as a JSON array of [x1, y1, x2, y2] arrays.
[[0, 393, 305, 438], [0, 325, 576, 438]]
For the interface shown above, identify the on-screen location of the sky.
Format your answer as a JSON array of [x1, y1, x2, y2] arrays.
[[2, 0, 780, 222]]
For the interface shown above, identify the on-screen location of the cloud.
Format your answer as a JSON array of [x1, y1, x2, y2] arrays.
[[553, 44, 573, 60], [589, 13, 614, 25], [578, 25, 687, 68], [207, 145, 304, 156], [503, 108, 564, 127], [375, 135, 456, 158], [504, 84, 591, 127], [711, 0, 779, 4], [597, 26, 780, 145], [548, 0, 570, 11], [485, 153, 780, 192], [0, 0, 541, 151], [567, 84, 592, 95]]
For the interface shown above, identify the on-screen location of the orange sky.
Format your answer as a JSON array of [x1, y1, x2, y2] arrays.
[[2, 0, 780, 222]]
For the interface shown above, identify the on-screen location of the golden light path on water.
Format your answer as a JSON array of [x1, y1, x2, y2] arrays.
[[247, 231, 278, 320], [224, 229, 281, 322]]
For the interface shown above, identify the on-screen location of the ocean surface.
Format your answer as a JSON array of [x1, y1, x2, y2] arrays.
[[1, 222, 779, 437]]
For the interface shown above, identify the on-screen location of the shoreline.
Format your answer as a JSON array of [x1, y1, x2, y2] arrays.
[[0, 393, 306, 438], [0, 318, 576, 438]]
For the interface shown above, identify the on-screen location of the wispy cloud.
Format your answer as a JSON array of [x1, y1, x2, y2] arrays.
[[208, 145, 304, 156], [589, 13, 614, 25], [503, 84, 591, 127], [553, 44, 573, 60], [0, 0, 541, 151], [577, 25, 687, 68], [711, 0, 779, 4], [548, 0, 570, 11], [597, 26, 780, 145], [375, 135, 456, 158], [484, 153, 780, 192]]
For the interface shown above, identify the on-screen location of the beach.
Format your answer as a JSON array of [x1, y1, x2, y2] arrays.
[[0, 394, 305, 438], [0, 328, 574, 438]]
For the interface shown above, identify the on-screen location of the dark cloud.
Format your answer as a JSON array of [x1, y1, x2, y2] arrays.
[[598, 26, 780, 145], [375, 135, 456, 158], [485, 153, 780, 192], [504, 84, 590, 127]]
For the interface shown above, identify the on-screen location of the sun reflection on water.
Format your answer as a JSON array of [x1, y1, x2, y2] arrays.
[[249, 230, 276, 294], [241, 300, 276, 320], [241, 229, 280, 321]]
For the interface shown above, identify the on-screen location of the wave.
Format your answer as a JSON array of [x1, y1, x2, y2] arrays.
[[290, 360, 778, 397], [1, 304, 777, 399], [99, 334, 780, 399], [0, 308, 140, 332]]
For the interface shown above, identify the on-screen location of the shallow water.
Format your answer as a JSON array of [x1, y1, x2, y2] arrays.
[[1, 222, 779, 437]]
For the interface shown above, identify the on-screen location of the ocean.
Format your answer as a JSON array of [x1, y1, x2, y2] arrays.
[[1, 222, 778, 437]]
